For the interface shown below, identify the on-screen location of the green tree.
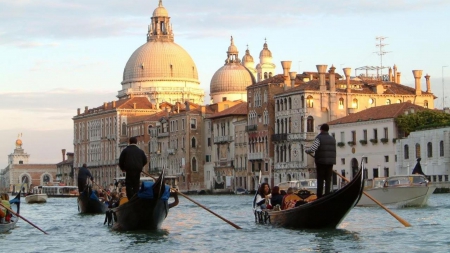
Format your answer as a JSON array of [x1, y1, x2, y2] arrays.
[[396, 110, 450, 134]]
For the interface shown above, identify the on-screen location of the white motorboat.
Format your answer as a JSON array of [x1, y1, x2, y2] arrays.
[[25, 193, 48, 204], [357, 174, 436, 207]]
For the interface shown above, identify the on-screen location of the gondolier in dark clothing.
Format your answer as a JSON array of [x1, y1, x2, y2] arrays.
[[119, 137, 148, 200], [305, 124, 336, 198], [78, 163, 93, 193]]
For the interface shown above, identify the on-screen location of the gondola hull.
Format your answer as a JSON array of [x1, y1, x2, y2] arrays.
[[77, 192, 107, 214], [257, 167, 364, 229], [0, 192, 21, 233], [112, 197, 168, 231]]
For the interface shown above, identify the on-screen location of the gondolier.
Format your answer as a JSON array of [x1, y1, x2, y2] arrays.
[[305, 123, 336, 199], [77, 163, 93, 193], [119, 137, 148, 200]]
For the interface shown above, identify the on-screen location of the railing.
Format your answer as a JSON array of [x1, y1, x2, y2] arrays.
[[288, 132, 316, 141], [271, 133, 287, 142], [167, 148, 175, 155], [248, 152, 264, 160], [214, 160, 234, 168], [274, 161, 305, 170], [158, 132, 169, 137], [246, 125, 257, 132], [214, 135, 234, 143]]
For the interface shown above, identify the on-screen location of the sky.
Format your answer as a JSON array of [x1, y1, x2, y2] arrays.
[[1, 0, 449, 168]]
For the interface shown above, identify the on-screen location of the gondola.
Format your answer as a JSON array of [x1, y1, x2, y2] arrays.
[[0, 191, 21, 233], [111, 170, 179, 231], [77, 186, 107, 214], [254, 161, 365, 229]]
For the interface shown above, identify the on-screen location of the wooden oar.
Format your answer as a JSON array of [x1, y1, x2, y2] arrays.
[[92, 180, 111, 198], [140, 171, 241, 229], [0, 202, 49, 235], [333, 171, 412, 227]]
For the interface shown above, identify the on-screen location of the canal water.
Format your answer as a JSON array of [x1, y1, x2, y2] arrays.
[[2, 194, 450, 253]]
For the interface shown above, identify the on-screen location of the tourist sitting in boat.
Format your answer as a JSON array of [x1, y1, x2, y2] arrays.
[[282, 187, 301, 210], [255, 183, 272, 209], [270, 186, 283, 210], [0, 193, 11, 223]]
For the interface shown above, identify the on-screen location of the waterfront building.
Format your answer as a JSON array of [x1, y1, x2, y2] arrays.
[[327, 102, 427, 181], [0, 136, 56, 192], [56, 149, 75, 186], [272, 65, 436, 185]]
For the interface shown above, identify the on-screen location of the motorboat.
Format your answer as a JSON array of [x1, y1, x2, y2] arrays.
[[278, 179, 318, 194], [25, 186, 48, 204], [357, 174, 435, 207]]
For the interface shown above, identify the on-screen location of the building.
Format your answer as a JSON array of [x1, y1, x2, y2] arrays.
[[56, 149, 75, 186]]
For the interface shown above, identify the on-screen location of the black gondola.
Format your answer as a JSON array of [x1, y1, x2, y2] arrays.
[[77, 186, 107, 214], [111, 170, 179, 231], [0, 190, 21, 233], [255, 161, 365, 229]]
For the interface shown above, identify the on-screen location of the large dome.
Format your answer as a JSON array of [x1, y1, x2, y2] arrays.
[[210, 64, 255, 94], [122, 41, 199, 84]]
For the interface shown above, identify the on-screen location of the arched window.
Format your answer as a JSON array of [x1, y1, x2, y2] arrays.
[[415, 143, 421, 158], [307, 116, 314, 132], [301, 96, 305, 108], [397, 99, 402, 104], [300, 116, 304, 132], [191, 137, 196, 148], [264, 72, 268, 79], [386, 99, 391, 105], [276, 100, 280, 111], [339, 98, 344, 109], [352, 98, 358, 109], [121, 122, 127, 136], [288, 97, 292, 109], [306, 96, 314, 108], [424, 100, 429, 108], [404, 145, 409, 159], [440, 141, 444, 157], [43, 174, 50, 184], [427, 142, 433, 158], [192, 157, 197, 172], [269, 72, 273, 78]]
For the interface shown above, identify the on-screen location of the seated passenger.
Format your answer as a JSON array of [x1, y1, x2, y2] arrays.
[[282, 187, 301, 210], [270, 186, 283, 209], [255, 183, 271, 209], [0, 193, 11, 223]]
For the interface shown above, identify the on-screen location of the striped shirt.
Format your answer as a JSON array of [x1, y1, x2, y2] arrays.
[[305, 138, 320, 153]]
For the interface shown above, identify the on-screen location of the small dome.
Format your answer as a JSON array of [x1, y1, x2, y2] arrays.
[[242, 47, 254, 63], [16, 139, 22, 147], [153, 0, 168, 17], [227, 36, 238, 54], [210, 64, 256, 94], [259, 41, 272, 58]]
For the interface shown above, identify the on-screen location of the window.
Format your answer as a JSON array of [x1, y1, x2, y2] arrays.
[[440, 141, 444, 157], [424, 100, 429, 108], [121, 122, 127, 136], [301, 96, 305, 108], [190, 118, 197, 129], [415, 143, 421, 158], [386, 99, 391, 105], [192, 157, 197, 172], [339, 98, 344, 109], [351, 131, 356, 143], [265, 163, 268, 172], [384, 128, 388, 139], [205, 155, 211, 162], [363, 130, 367, 141], [384, 167, 389, 177], [404, 145, 409, 159], [207, 138, 211, 147], [340, 132, 345, 142], [306, 96, 314, 108], [341, 158, 345, 165], [384, 156, 389, 162], [182, 119, 185, 130], [191, 137, 196, 148], [352, 98, 358, 109], [222, 97, 227, 102], [307, 116, 314, 132], [373, 129, 378, 140], [427, 142, 432, 158]]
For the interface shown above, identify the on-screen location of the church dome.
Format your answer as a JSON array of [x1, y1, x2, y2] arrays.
[[15, 138, 22, 147], [242, 47, 254, 63], [153, 0, 168, 17], [259, 39, 273, 63], [122, 41, 198, 84]]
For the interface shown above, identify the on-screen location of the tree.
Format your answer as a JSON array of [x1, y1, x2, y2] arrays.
[[396, 110, 450, 134]]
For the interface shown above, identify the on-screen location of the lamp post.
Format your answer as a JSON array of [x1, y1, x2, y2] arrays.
[[443, 66, 448, 108]]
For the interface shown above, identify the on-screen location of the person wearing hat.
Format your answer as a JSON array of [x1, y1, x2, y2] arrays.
[[305, 123, 336, 198]]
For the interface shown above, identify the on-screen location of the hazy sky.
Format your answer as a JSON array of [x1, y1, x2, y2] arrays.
[[1, 0, 449, 168]]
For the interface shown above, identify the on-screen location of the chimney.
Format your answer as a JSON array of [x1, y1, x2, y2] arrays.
[[281, 61, 292, 90], [328, 65, 336, 92], [412, 70, 423, 95], [388, 67, 392, 82], [103, 102, 107, 110], [397, 72, 401, 84], [393, 64, 398, 83], [62, 149, 66, 162], [84, 106, 88, 113], [133, 103, 137, 109], [343, 67, 352, 92], [112, 101, 116, 108], [77, 108, 80, 115], [316, 65, 328, 92], [288, 72, 297, 89], [425, 74, 431, 92]]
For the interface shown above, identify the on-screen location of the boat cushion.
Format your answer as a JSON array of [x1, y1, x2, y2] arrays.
[[161, 185, 170, 201], [90, 191, 99, 201], [138, 181, 155, 199]]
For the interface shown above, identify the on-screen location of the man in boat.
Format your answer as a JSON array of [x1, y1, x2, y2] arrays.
[[119, 136, 148, 200], [304, 123, 336, 199], [77, 163, 94, 194]]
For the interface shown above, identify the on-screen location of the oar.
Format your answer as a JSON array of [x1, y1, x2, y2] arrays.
[[0, 202, 49, 235], [333, 171, 412, 227], [92, 180, 111, 198], [141, 171, 242, 229]]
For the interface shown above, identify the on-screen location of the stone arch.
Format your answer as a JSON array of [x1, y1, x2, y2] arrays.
[[18, 173, 32, 192], [41, 173, 53, 186]]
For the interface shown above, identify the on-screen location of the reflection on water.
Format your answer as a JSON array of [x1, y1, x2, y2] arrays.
[[1, 194, 450, 252]]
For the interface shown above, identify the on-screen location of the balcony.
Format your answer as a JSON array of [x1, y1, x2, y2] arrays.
[[271, 133, 287, 142], [274, 161, 305, 170], [167, 148, 176, 155], [158, 132, 169, 138], [287, 132, 316, 141], [214, 160, 234, 168], [248, 152, 264, 160], [214, 135, 234, 144], [246, 125, 257, 132]]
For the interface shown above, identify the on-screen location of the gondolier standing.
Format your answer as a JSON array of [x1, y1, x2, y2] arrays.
[[78, 163, 93, 193], [119, 137, 148, 200], [305, 123, 336, 198]]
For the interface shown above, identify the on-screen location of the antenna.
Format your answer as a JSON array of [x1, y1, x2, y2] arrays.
[[374, 36, 391, 76]]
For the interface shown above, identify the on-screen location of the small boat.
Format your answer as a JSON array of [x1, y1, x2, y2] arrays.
[[357, 174, 435, 207], [39, 186, 79, 198], [0, 192, 21, 233], [77, 186, 107, 214], [254, 162, 364, 229], [25, 186, 48, 204], [112, 170, 179, 231]]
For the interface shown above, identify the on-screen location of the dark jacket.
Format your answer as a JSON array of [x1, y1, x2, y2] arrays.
[[78, 166, 93, 181], [315, 132, 336, 165], [119, 145, 148, 173]]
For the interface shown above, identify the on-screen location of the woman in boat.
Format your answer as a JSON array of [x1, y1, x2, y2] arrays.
[[282, 187, 301, 210], [270, 186, 283, 209], [255, 183, 271, 209], [0, 193, 11, 223]]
